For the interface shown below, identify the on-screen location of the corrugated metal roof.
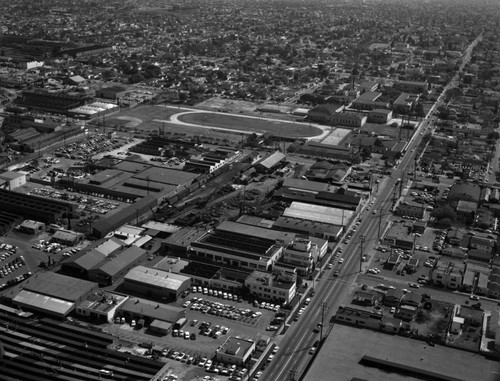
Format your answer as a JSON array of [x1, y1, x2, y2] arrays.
[[284, 202, 353, 225], [13, 290, 74, 316], [98, 246, 146, 277], [94, 237, 124, 255], [73, 250, 107, 270]]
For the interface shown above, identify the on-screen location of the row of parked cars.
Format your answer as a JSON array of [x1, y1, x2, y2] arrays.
[[433, 230, 447, 251], [191, 286, 243, 302], [162, 349, 248, 379], [0, 256, 26, 279], [186, 296, 263, 321]]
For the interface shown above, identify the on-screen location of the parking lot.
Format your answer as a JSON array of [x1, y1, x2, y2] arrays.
[[104, 286, 283, 381], [0, 242, 31, 290]]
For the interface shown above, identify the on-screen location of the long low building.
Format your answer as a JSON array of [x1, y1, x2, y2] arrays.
[[7, 272, 98, 318], [283, 201, 354, 226], [274, 178, 363, 211], [118, 297, 185, 328]]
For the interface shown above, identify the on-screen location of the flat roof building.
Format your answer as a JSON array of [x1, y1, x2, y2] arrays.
[[123, 265, 191, 301], [244, 270, 296, 304], [216, 336, 255, 366]]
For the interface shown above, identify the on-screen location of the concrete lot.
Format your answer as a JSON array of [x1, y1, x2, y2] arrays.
[[304, 324, 500, 381]]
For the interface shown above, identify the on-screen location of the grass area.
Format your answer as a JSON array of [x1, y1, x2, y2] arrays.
[[178, 112, 323, 138], [115, 105, 182, 123]]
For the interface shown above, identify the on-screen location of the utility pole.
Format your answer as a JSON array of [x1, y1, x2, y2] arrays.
[[378, 206, 383, 239], [360, 235, 365, 272], [319, 302, 329, 342]]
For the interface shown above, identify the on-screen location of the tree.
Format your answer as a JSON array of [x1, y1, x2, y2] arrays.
[[415, 103, 425, 119], [360, 146, 372, 161], [431, 205, 456, 222]]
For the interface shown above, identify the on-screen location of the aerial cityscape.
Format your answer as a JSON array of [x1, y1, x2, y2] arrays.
[[0, 0, 500, 380]]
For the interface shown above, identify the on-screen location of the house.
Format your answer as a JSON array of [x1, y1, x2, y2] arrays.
[[447, 230, 465, 246], [380, 316, 402, 333], [468, 236, 495, 263], [352, 290, 379, 307], [401, 291, 421, 307], [385, 253, 401, 270], [396, 304, 418, 321], [383, 289, 404, 307], [456, 200, 477, 220]]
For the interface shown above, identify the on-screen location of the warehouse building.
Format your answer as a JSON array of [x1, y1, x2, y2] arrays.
[[87, 245, 147, 286], [274, 178, 363, 211], [283, 202, 354, 227], [117, 297, 185, 329], [123, 265, 191, 302], [272, 216, 343, 241], [91, 195, 157, 238], [8, 272, 98, 318], [51, 229, 85, 246], [255, 151, 286, 173], [0, 188, 75, 223], [18, 219, 46, 234]]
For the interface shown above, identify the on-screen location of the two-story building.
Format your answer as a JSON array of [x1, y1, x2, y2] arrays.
[[431, 259, 465, 289]]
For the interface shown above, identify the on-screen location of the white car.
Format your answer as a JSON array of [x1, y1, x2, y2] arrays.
[[338, 258, 344, 264]]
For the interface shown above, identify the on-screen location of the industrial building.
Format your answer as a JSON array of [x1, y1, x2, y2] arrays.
[[51, 228, 85, 246], [62, 243, 147, 286], [91, 195, 157, 238], [293, 141, 358, 160], [118, 297, 185, 330], [122, 265, 191, 301], [18, 219, 46, 234], [274, 178, 363, 211], [0, 171, 26, 190], [254, 151, 286, 173], [283, 202, 354, 227], [188, 221, 294, 272], [0, 188, 75, 223], [7, 272, 98, 318]]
